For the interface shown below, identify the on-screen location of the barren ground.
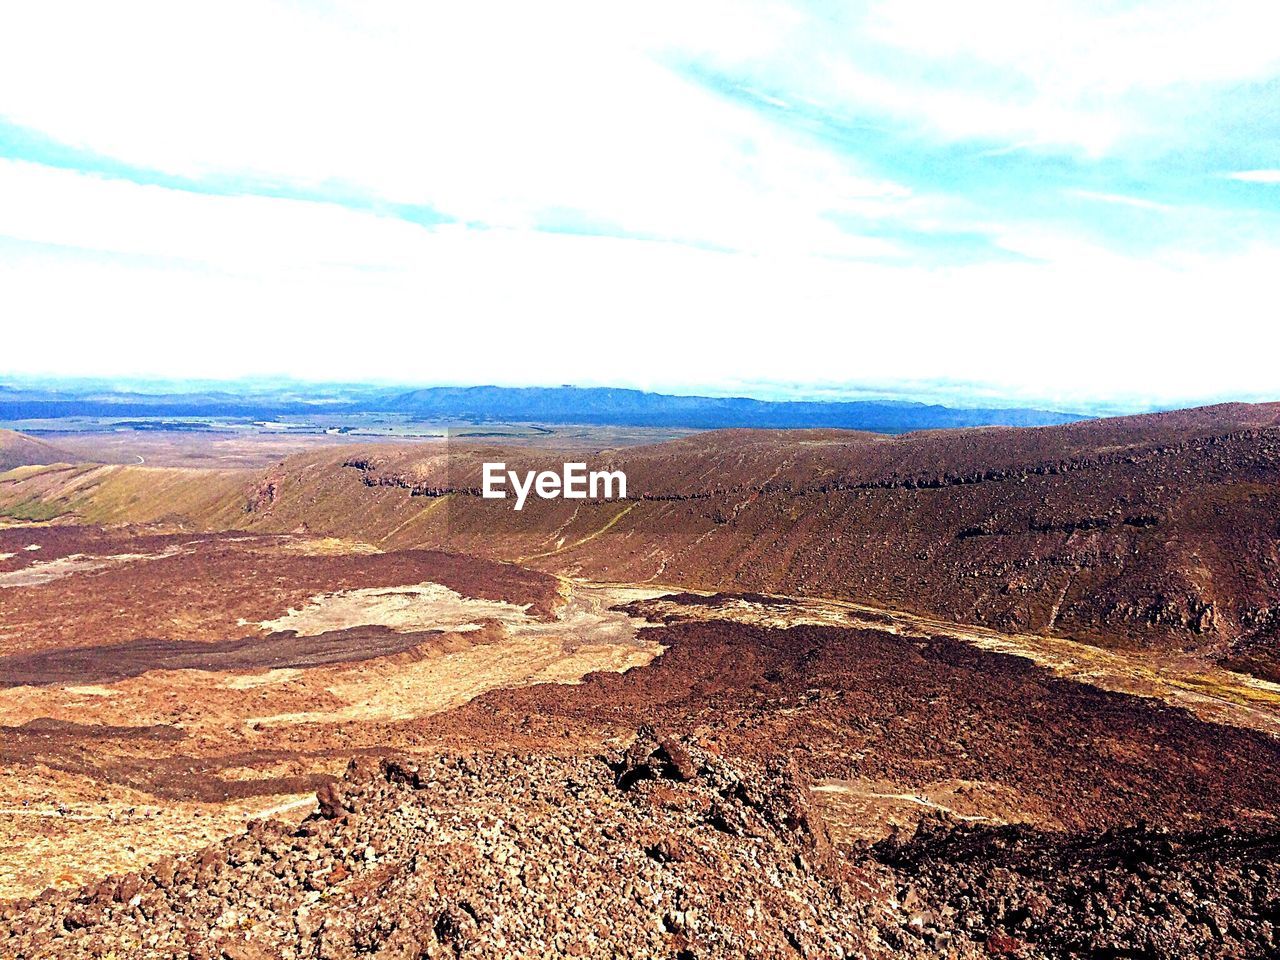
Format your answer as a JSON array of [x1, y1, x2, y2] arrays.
[[2, 414, 1280, 959], [3, 525, 1279, 911], [0, 531, 665, 897]]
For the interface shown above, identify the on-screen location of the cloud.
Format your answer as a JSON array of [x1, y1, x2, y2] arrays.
[[0, 159, 440, 272], [848, 0, 1280, 153], [1069, 190, 1172, 212], [0, 1, 917, 260], [0, 1, 1277, 408], [864, 1, 1280, 93], [1228, 170, 1280, 184], [2, 160, 1277, 410], [654, 1, 1280, 164]]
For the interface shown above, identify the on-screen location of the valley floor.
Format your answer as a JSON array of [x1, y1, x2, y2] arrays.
[[1, 524, 1279, 956]]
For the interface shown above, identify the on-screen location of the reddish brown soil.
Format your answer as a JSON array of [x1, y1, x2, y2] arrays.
[[0, 529, 560, 658], [281, 403, 1280, 675], [7, 606, 1280, 956], [0, 525, 214, 573], [3, 404, 1280, 956], [442, 613, 1280, 833], [0, 626, 451, 687], [0, 721, 333, 802]]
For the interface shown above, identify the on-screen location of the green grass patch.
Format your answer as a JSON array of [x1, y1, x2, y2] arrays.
[[0, 496, 69, 521]]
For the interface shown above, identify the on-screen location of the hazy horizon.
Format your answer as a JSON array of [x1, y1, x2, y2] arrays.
[[4, 370, 1278, 418]]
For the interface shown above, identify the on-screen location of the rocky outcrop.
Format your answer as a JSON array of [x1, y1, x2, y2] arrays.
[[8, 735, 1277, 959], [876, 817, 1280, 959], [1, 742, 924, 959]]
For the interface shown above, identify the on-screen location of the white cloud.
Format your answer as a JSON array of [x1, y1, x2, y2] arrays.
[[1, 162, 1276, 409], [0, 1, 912, 259], [0, 160, 437, 272], [1069, 190, 1172, 212], [0, 1, 1277, 409], [865, 1, 1280, 94], [1228, 170, 1280, 184], [686, 1, 1280, 155]]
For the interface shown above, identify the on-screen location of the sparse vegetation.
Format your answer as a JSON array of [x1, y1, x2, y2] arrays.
[[0, 496, 67, 522]]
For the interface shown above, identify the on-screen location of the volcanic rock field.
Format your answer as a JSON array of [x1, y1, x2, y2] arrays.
[[2, 403, 1280, 957]]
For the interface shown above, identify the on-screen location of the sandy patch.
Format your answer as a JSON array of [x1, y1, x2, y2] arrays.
[[1, 581, 666, 729], [61, 685, 118, 697], [248, 631, 660, 726], [248, 581, 666, 725], [258, 581, 534, 636], [809, 777, 1051, 843], [0, 762, 314, 897], [223, 668, 303, 690], [266, 536, 382, 557], [0, 546, 187, 589]]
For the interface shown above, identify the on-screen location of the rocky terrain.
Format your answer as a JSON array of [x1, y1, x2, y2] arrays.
[[3, 402, 1280, 956], [4, 731, 1277, 959], [877, 817, 1280, 959], [6, 566, 1280, 955], [1, 740, 907, 959], [11, 403, 1276, 675], [0, 531, 632, 895]]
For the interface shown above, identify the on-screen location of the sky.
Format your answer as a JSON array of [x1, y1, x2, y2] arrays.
[[1, 1, 1279, 413]]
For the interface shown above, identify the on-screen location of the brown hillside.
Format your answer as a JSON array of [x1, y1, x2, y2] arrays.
[[243, 403, 1280, 671], [0, 429, 68, 472], [5, 403, 1280, 675], [5, 406, 1280, 958]]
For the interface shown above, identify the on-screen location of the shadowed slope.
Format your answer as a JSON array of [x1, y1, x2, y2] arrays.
[[0, 429, 69, 472]]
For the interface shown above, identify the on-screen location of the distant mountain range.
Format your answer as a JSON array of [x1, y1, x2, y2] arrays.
[[0, 382, 1084, 433], [390, 386, 1083, 431]]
